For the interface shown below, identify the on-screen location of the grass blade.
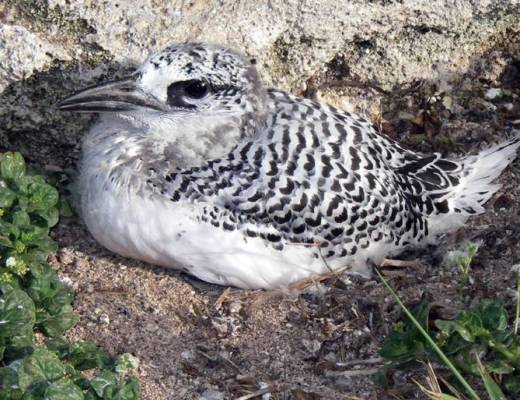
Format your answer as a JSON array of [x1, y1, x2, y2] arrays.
[[415, 381, 461, 400], [475, 354, 507, 400], [375, 269, 481, 400]]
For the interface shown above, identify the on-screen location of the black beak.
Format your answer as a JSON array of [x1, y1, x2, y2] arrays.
[[57, 77, 167, 112]]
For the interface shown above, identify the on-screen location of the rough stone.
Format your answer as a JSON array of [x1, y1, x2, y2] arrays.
[[0, 1, 519, 166]]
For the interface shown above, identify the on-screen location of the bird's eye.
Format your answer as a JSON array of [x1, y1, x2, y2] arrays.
[[183, 80, 209, 99], [166, 79, 211, 108]]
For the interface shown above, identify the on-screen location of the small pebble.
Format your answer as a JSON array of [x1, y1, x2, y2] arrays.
[[442, 95, 453, 109], [180, 350, 195, 360], [480, 100, 497, 111], [302, 339, 321, 355], [98, 313, 110, 324], [228, 301, 242, 314], [485, 88, 502, 100], [200, 389, 224, 400], [59, 275, 74, 287], [211, 318, 229, 336]]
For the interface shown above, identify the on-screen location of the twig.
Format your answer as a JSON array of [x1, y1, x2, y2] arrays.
[[195, 349, 241, 373], [215, 287, 232, 309], [334, 357, 383, 368], [324, 368, 379, 377], [318, 246, 334, 273], [380, 258, 419, 268], [234, 387, 271, 400]]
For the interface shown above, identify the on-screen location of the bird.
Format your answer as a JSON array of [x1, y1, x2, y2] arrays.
[[58, 43, 520, 289]]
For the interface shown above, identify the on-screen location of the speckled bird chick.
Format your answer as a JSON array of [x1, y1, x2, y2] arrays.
[[58, 43, 520, 289]]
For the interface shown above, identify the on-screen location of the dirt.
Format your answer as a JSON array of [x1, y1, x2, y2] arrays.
[[6, 37, 520, 400]]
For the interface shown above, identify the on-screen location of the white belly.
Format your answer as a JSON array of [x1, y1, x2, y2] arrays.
[[79, 177, 339, 289]]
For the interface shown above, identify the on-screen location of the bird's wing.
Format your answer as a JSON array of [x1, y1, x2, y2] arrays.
[[204, 90, 425, 249]]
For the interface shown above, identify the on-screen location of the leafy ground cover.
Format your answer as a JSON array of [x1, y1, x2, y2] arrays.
[[374, 242, 520, 400], [0, 152, 140, 400]]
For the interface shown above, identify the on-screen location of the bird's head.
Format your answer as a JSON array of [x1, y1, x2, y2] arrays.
[[58, 43, 267, 167]]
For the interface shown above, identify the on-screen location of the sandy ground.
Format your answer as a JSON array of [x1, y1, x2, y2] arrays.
[[4, 35, 518, 400]]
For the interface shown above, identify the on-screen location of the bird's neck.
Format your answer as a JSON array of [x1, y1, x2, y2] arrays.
[[80, 113, 251, 193]]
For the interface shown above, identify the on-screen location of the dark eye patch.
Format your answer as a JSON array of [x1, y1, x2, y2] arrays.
[[166, 79, 210, 108], [184, 80, 209, 99]]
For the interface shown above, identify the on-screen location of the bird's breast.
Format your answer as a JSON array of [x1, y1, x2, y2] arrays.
[[77, 160, 332, 288]]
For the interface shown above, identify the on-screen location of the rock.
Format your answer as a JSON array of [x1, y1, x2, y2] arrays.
[[228, 301, 242, 314], [302, 339, 322, 356], [200, 389, 224, 400], [0, 24, 70, 92], [485, 87, 503, 100], [98, 313, 110, 325], [0, 1, 519, 167], [442, 95, 453, 110]]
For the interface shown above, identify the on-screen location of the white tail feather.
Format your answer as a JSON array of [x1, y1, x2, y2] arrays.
[[429, 137, 520, 235]]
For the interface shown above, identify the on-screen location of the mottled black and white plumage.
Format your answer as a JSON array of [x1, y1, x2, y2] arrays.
[[58, 43, 520, 289]]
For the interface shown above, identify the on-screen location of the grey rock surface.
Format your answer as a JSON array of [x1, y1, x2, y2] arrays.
[[0, 0, 519, 166]]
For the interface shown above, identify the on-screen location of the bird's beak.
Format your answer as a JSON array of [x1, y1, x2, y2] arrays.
[[57, 77, 167, 113]]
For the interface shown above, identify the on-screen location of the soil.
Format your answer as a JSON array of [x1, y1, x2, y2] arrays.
[[19, 41, 520, 400]]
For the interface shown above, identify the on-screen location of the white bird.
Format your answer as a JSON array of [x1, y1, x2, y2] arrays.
[[58, 43, 520, 289]]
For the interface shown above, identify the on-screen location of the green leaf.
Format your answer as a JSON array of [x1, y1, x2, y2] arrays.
[[0, 366, 18, 389], [37, 207, 60, 227], [59, 197, 74, 218], [68, 342, 112, 371], [0, 186, 17, 208], [379, 328, 427, 363], [0, 234, 12, 248], [44, 377, 84, 400], [36, 305, 79, 337], [17, 348, 67, 391], [435, 320, 475, 342], [503, 374, 520, 395], [0, 286, 35, 340], [11, 210, 31, 229], [371, 369, 389, 387], [90, 370, 116, 397], [2, 327, 34, 362], [29, 237, 58, 255], [45, 339, 71, 359], [1, 153, 26, 184], [18, 380, 48, 399], [454, 310, 485, 337], [379, 298, 432, 364], [476, 300, 507, 332], [27, 182, 59, 212], [0, 388, 23, 399], [20, 225, 49, 244], [84, 390, 103, 400], [115, 354, 139, 375], [113, 378, 140, 400], [26, 263, 74, 312], [485, 360, 514, 375]]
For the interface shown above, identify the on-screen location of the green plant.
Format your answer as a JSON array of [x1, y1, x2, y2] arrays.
[[448, 242, 479, 299], [0, 152, 140, 399], [374, 269, 480, 400], [375, 269, 520, 399]]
